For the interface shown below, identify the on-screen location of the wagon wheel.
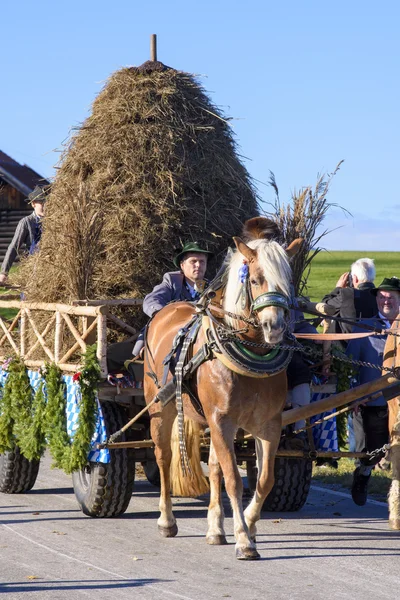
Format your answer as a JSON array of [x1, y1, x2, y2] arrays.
[[246, 434, 312, 512], [0, 446, 40, 494], [72, 402, 135, 517]]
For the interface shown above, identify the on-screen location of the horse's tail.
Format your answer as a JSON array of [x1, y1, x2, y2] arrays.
[[170, 416, 209, 497]]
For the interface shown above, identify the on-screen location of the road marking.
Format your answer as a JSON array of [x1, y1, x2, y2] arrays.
[[311, 484, 388, 506], [1, 523, 203, 600]]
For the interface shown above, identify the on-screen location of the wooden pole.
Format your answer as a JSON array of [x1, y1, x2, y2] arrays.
[[97, 312, 108, 378], [20, 310, 26, 357], [150, 34, 157, 61], [282, 373, 399, 427], [54, 311, 62, 363], [0, 300, 105, 316]]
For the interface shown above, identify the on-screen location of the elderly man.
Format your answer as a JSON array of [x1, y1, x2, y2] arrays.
[[322, 258, 377, 335], [0, 185, 48, 284], [107, 242, 213, 373], [346, 277, 400, 505]]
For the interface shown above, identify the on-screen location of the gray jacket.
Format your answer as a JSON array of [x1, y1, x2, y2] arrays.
[[143, 271, 195, 318], [1, 212, 39, 274]]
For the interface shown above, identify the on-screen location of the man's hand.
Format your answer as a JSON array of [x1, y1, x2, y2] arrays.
[[0, 273, 7, 285], [336, 272, 350, 288]]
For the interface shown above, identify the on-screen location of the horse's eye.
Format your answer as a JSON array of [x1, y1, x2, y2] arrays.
[[250, 279, 258, 286]]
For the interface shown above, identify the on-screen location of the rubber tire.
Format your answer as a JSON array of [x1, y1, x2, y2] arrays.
[[72, 402, 135, 517], [246, 436, 312, 512], [142, 460, 161, 488], [0, 447, 40, 493]]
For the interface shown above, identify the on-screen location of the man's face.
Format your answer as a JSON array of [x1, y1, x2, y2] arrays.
[[180, 253, 207, 283], [32, 201, 45, 217], [377, 290, 400, 321]]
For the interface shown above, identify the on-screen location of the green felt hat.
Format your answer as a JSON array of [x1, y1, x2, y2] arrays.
[[173, 242, 213, 269], [26, 184, 49, 204], [371, 277, 400, 295]]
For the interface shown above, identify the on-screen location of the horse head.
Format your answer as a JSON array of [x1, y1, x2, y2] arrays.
[[224, 236, 302, 344]]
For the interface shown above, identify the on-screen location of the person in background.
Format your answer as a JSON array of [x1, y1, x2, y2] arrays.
[[0, 185, 48, 284], [322, 258, 377, 335], [346, 277, 400, 506]]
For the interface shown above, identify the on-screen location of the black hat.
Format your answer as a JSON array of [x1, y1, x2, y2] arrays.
[[26, 184, 49, 204], [173, 242, 213, 269], [371, 277, 400, 295]]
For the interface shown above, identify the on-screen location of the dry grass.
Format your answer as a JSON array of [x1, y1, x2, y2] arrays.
[[265, 161, 345, 295], [17, 61, 259, 330]]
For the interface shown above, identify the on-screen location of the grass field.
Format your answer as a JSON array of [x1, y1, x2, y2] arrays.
[[306, 250, 400, 301]]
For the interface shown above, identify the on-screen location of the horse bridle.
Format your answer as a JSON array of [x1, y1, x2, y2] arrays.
[[251, 291, 290, 313]]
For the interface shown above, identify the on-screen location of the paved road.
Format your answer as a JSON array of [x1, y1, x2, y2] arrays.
[[1, 454, 399, 600]]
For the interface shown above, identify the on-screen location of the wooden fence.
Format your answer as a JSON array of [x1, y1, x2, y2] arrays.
[[0, 299, 143, 377]]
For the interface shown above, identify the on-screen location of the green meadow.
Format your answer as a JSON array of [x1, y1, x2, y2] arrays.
[[305, 251, 399, 301]]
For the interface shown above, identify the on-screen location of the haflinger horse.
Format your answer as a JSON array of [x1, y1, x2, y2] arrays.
[[383, 316, 400, 530], [144, 218, 302, 560]]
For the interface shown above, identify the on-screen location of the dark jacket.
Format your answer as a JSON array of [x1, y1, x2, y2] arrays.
[[322, 282, 377, 335], [346, 316, 388, 406], [287, 293, 318, 389], [143, 271, 197, 318], [1, 212, 41, 274]]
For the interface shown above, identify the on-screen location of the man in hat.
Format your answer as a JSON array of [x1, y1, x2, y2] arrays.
[[107, 242, 213, 372], [0, 185, 48, 284], [142, 242, 213, 317], [346, 277, 400, 505]]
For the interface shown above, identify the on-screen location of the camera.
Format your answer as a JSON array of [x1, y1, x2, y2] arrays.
[[347, 271, 353, 288]]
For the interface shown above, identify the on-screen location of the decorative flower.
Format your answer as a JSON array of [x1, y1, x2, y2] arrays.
[[238, 261, 249, 283], [72, 372, 81, 382], [2, 357, 12, 371]]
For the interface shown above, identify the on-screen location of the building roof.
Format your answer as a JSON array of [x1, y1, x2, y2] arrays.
[[0, 150, 49, 196]]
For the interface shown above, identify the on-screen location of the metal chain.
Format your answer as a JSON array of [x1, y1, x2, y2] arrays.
[[221, 330, 399, 375]]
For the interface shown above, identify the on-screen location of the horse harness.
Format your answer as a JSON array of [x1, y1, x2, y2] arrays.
[[146, 280, 294, 421]]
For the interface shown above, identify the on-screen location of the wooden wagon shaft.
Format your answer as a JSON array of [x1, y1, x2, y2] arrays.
[[282, 373, 399, 427], [96, 438, 371, 460]]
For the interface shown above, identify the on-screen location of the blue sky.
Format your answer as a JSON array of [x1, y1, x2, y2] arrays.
[[1, 0, 399, 250]]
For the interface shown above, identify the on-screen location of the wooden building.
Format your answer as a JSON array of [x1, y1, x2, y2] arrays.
[[0, 150, 49, 263]]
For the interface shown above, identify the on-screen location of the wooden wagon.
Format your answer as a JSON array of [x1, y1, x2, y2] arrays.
[[1, 295, 399, 520]]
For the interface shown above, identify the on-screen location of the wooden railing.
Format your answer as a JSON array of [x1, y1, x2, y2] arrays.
[[0, 299, 143, 378]]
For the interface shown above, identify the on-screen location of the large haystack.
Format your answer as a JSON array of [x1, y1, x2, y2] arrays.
[[20, 60, 259, 310]]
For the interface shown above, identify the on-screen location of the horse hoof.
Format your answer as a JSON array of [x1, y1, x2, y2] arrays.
[[236, 547, 260, 560], [389, 518, 400, 530], [158, 524, 178, 538], [206, 535, 228, 545]]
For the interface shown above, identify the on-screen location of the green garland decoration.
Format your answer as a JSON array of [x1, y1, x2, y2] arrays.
[[0, 358, 33, 454], [44, 344, 100, 474], [0, 345, 101, 473], [18, 381, 47, 462]]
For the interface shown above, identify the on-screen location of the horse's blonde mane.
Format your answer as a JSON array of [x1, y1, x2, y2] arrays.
[[223, 239, 292, 323]]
